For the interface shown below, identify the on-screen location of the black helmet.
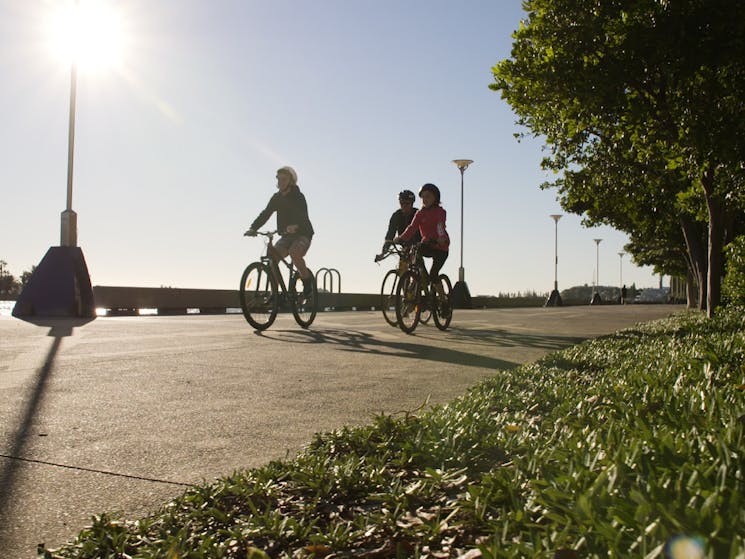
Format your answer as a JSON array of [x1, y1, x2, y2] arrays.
[[418, 183, 441, 204], [398, 189, 415, 203]]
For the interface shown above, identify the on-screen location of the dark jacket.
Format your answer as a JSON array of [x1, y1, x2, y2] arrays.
[[250, 185, 314, 239], [383, 208, 419, 252]]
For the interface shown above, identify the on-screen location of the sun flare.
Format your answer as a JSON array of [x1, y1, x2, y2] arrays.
[[45, 0, 127, 72]]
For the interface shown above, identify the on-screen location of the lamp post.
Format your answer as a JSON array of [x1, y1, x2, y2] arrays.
[[451, 159, 473, 308], [618, 252, 624, 304], [545, 214, 563, 307], [12, 0, 94, 318], [590, 238, 602, 305], [61, 34, 78, 247]]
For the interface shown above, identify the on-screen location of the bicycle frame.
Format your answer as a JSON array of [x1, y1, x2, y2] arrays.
[[240, 230, 318, 330], [393, 241, 452, 333], [260, 237, 297, 298]]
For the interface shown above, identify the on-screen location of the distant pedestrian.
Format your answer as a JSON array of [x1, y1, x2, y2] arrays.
[[245, 166, 315, 295], [621, 284, 627, 305]]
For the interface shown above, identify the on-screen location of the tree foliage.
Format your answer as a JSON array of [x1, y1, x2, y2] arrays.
[[0, 260, 34, 299], [491, 0, 745, 316]]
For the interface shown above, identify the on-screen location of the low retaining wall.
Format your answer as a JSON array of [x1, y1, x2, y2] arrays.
[[92, 286, 547, 316], [92, 286, 381, 315]]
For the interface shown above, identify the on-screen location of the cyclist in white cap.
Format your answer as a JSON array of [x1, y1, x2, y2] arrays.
[[245, 166, 314, 295]]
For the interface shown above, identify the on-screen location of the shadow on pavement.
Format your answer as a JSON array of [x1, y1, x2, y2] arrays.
[[257, 327, 520, 372], [0, 318, 93, 537], [444, 326, 587, 351]]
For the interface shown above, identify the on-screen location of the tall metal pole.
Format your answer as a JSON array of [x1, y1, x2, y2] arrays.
[[61, 0, 79, 247], [590, 238, 602, 305], [552, 215, 561, 289], [67, 63, 76, 212], [545, 214, 563, 306], [451, 159, 473, 308], [458, 166, 464, 281], [14, 0, 94, 318]]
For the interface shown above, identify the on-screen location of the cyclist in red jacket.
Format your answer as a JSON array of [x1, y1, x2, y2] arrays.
[[394, 183, 449, 284]]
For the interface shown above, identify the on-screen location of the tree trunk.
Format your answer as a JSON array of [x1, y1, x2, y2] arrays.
[[680, 216, 707, 311], [685, 267, 697, 308], [701, 168, 724, 318]]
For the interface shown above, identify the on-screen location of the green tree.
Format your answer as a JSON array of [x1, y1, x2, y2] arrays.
[[0, 260, 20, 299], [492, 0, 745, 317]]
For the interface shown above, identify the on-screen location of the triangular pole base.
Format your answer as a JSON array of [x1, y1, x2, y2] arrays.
[[12, 246, 95, 318]]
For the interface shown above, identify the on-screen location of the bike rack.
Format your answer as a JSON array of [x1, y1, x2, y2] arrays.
[[315, 268, 341, 293]]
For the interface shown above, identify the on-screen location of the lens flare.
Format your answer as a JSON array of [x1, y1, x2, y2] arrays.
[[665, 535, 705, 559], [45, 0, 127, 72]]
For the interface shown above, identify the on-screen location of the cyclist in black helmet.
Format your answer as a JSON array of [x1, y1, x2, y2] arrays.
[[377, 190, 421, 260]]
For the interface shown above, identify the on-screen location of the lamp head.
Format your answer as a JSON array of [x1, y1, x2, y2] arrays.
[[550, 214, 562, 223], [452, 159, 474, 172]]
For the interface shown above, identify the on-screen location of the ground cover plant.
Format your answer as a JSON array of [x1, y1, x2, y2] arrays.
[[45, 309, 745, 558]]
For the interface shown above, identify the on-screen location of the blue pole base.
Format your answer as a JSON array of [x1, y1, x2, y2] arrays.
[[452, 280, 472, 309], [12, 246, 95, 318], [545, 289, 563, 307]]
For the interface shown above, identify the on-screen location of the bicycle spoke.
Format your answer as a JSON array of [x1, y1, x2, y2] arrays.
[[381, 269, 399, 327], [433, 274, 453, 331], [239, 262, 278, 330], [395, 271, 420, 333], [290, 275, 317, 328]]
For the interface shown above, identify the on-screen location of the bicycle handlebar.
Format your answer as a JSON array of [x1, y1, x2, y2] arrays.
[[244, 229, 278, 238]]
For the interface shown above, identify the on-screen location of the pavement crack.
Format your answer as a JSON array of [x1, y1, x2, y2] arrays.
[[0, 454, 192, 487]]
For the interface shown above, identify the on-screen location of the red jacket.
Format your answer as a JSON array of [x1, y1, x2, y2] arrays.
[[400, 205, 449, 251]]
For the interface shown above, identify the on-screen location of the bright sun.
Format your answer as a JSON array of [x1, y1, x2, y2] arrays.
[[45, 0, 126, 72]]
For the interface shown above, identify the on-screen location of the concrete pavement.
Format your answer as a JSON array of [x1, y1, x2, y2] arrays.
[[0, 305, 682, 557]]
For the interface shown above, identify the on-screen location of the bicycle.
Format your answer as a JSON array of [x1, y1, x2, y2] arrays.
[[239, 230, 318, 330], [394, 241, 453, 334], [375, 242, 431, 328]]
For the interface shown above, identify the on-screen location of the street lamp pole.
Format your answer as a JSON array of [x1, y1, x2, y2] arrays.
[[451, 159, 473, 308], [12, 0, 94, 318], [545, 214, 563, 307], [590, 238, 602, 305], [61, 50, 78, 247], [618, 251, 624, 304]]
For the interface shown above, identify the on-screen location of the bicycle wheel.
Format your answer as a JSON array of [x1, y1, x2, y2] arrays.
[[290, 274, 317, 328], [432, 274, 453, 331], [239, 262, 278, 330], [380, 269, 399, 327], [395, 270, 421, 333]]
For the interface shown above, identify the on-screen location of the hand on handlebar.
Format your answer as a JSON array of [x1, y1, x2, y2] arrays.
[[374, 253, 384, 263], [244, 229, 258, 237]]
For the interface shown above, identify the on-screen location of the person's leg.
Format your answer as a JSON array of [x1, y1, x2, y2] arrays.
[[421, 247, 448, 280], [271, 237, 290, 262], [428, 251, 448, 297], [288, 237, 312, 279], [288, 237, 313, 295]]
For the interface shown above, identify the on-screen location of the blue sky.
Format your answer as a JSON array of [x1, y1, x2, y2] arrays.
[[1, 0, 661, 297]]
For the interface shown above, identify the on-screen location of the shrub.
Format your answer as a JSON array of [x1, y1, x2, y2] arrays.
[[723, 235, 745, 306]]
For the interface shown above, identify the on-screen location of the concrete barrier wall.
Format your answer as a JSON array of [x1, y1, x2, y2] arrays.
[[92, 286, 381, 315], [92, 286, 548, 315]]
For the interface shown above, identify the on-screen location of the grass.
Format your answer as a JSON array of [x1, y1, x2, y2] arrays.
[[44, 308, 745, 558]]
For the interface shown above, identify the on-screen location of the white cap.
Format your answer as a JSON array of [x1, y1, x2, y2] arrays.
[[277, 166, 298, 185]]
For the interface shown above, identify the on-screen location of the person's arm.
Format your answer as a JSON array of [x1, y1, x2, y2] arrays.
[[249, 195, 277, 233], [396, 210, 421, 242], [435, 208, 449, 247], [285, 191, 313, 236], [382, 212, 399, 252]]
